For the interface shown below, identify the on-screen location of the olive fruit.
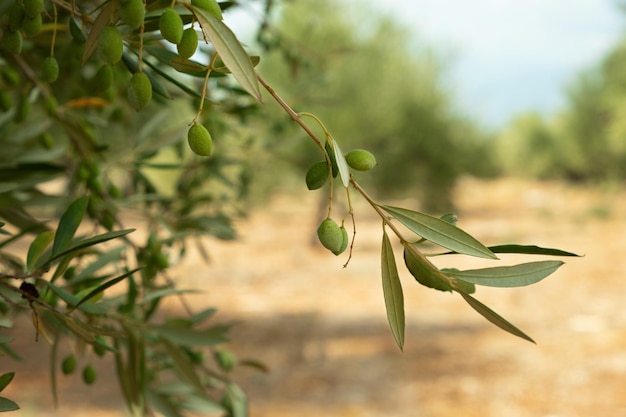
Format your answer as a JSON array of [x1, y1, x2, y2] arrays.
[[93, 64, 113, 92], [187, 123, 213, 156], [82, 365, 97, 385], [191, 0, 223, 20], [61, 354, 77, 375], [305, 161, 329, 190], [334, 225, 349, 256], [22, 14, 42, 38], [127, 72, 152, 111], [1, 30, 23, 54], [42, 56, 59, 83], [345, 149, 377, 171], [8, 2, 25, 32], [98, 26, 123, 64], [317, 218, 344, 254], [159, 9, 183, 44], [214, 349, 236, 372], [23, 0, 44, 19], [120, 0, 145, 30], [177, 28, 198, 59]]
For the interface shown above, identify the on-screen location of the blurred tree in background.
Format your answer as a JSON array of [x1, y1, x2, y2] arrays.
[[496, 28, 626, 182], [255, 0, 496, 211]]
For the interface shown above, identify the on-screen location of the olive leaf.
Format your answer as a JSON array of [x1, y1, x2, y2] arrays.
[[381, 229, 405, 350], [382, 205, 497, 259], [328, 136, 350, 188], [26, 230, 54, 272], [459, 292, 535, 343], [445, 260, 564, 288], [52, 196, 88, 257], [192, 6, 262, 102]]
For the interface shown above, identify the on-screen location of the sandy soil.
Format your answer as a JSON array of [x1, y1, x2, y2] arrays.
[[4, 177, 626, 417]]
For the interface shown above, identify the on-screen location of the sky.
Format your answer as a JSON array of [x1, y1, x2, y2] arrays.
[[225, 0, 626, 128], [375, 0, 626, 127]]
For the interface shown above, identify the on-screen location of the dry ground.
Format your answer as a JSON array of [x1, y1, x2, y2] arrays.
[[4, 177, 626, 417]]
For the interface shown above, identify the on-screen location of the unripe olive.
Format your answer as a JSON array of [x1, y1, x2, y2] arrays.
[[187, 123, 213, 156], [82, 365, 97, 385], [1, 30, 23, 54], [8, 2, 25, 32], [333, 225, 349, 256], [177, 28, 198, 59], [98, 26, 123, 65], [305, 161, 329, 190], [127, 71, 152, 111], [23, 0, 44, 19], [93, 336, 108, 357], [22, 13, 42, 38], [214, 349, 236, 372], [61, 354, 77, 375], [42, 56, 59, 83], [159, 9, 183, 44], [92, 64, 113, 92], [191, 0, 223, 20], [120, 0, 146, 30], [317, 218, 344, 254], [345, 149, 377, 171]]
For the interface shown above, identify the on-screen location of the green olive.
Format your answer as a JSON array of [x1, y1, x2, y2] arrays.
[[42, 56, 59, 83], [120, 0, 145, 30], [127, 72, 152, 111], [159, 8, 183, 44], [177, 28, 198, 59], [61, 354, 77, 375], [98, 26, 123, 65], [305, 161, 330, 190], [317, 218, 344, 254], [187, 123, 213, 156], [345, 149, 377, 171]]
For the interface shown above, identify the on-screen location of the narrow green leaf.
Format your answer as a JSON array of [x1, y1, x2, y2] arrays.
[[403, 244, 452, 292], [71, 268, 141, 312], [180, 396, 225, 413], [192, 6, 262, 102], [0, 373, 15, 392], [146, 389, 185, 417], [459, 292, 535, 343], [381, 229, 405, 350], [43, 282, 108, 315], [71, 246, 125, 283], [0, 397, 19, 412], [26, 230, 54, 272], [227, 383, 248, 417], [52, 197, 89, 257], [488, 245, 581, 257], [37, 229, 135, 269], [82, 2, 113, 65], [330, 137, 350, 188], [170, 57, 209, 76], [0, 336, 13, 345], [151, 324, 230, 347], [382, 205, 497, 259], [160, 338, 205, 394], [446, 260, 564, 288], [141, 289, 200, 305]]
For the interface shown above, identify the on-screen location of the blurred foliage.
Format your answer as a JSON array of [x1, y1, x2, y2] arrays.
[[254, 0, 496, 211], [496, 31, 626, 182]]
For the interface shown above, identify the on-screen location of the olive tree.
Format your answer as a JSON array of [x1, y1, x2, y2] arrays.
[[0, 0, 575, 415]]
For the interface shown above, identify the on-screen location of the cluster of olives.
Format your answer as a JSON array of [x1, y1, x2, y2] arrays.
[[60, 337, 107, 386], [0, 0, 221, 156], [309, 147, 377, 255]]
